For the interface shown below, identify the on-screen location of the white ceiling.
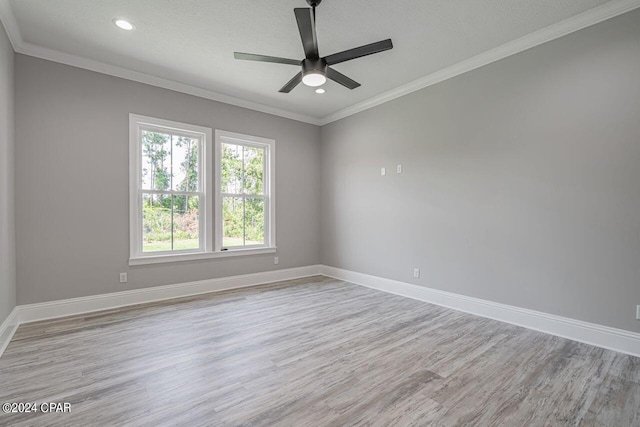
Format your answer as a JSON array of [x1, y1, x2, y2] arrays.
[[3, 0, 636, 123]]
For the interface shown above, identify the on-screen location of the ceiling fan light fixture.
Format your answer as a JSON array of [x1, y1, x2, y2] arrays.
[[302, 71, 326, 87]]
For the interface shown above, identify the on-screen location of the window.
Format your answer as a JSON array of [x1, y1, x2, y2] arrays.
[[215, 130, 275, 251], [129, 115, 275, 265], [129, 115, 211, 259]]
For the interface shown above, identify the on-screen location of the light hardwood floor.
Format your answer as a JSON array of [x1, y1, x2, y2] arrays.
[[0, 276, 638, 426]]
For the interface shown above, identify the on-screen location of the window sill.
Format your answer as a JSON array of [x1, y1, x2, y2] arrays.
[[129, 247, 277, 266]]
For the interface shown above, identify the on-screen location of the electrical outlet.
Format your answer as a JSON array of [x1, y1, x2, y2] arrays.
[[397, 164, 402, 174], [381, 167, 386, 176], [274, 256, 279, 265], [119, 272, 127, 283], [413, 268, 420, 278], [636, 305, 640, 320]]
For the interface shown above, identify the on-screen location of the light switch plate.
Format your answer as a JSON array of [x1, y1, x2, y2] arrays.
[[381, 167, 386, 176]]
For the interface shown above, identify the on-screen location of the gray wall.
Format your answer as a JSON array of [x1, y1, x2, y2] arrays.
[[321, 10, 640, 333], [0, 21, 15, 325], [15, 55, 321, 304], [11, 9, 640, 334]]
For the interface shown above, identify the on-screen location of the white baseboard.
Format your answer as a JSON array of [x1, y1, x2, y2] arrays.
[[16, 265, 322, 325], [4, 264, 639, 359], [0, 307, 19, 358], [320, 265, 640, 358]]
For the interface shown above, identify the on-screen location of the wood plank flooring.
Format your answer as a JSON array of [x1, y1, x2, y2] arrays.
[[0, 276, 638, 426]]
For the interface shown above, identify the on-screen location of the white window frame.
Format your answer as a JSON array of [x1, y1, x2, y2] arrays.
[[215, 130, 276, 252], [129, 114, 213, 262], [129, 115, 276, 265]]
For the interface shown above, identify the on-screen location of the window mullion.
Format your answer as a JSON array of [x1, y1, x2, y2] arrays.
[[170, 195, 174, 251], [241, 146, 245, 246], [264, 148, 268, 244], [170, 132, 174, 192], [138, 186, 143, 257]]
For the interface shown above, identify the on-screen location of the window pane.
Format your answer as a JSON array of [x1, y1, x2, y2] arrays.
[[141, 131, 171, 191], [222, 196, 244, 247], [173, 195, 200, 250], [142, 193, 171, 252], [245, 198, 265, 246], [221, 143, 242, 194], [172, 135, 199, 192], [243, 146, 264, 195]]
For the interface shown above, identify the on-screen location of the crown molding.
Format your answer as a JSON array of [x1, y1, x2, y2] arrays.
[[318, 0, 640, 125], [0, 0, 321, 126], [0, 0, 21, 48], [16, 42, 322, 125], [2, 0, 639, 127]]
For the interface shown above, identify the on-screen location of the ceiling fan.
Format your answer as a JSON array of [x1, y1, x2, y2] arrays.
[[234, 0, 393, 93]]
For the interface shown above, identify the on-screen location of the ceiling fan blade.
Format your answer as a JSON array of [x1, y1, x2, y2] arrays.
[[234, 52, 301, 66], [294, 8, 319, 59], [327, 67, 361, 90], [279, 72, 303, 93], [324, 39, 393, 66]]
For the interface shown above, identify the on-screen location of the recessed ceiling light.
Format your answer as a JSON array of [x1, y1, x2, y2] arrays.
[[315, 88, 326, 94], [113, 19, 135, 31]]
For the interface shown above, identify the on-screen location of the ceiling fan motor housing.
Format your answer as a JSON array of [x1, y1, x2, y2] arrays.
[[302, 58, 327, 76], [306, 0, 322, 7]]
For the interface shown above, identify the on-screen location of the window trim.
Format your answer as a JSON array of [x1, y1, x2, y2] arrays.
[[129, 114, 213, 262], [214, 129, 276, 252], [128, 246, 277, 266], [129, 116, 277, 266]]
